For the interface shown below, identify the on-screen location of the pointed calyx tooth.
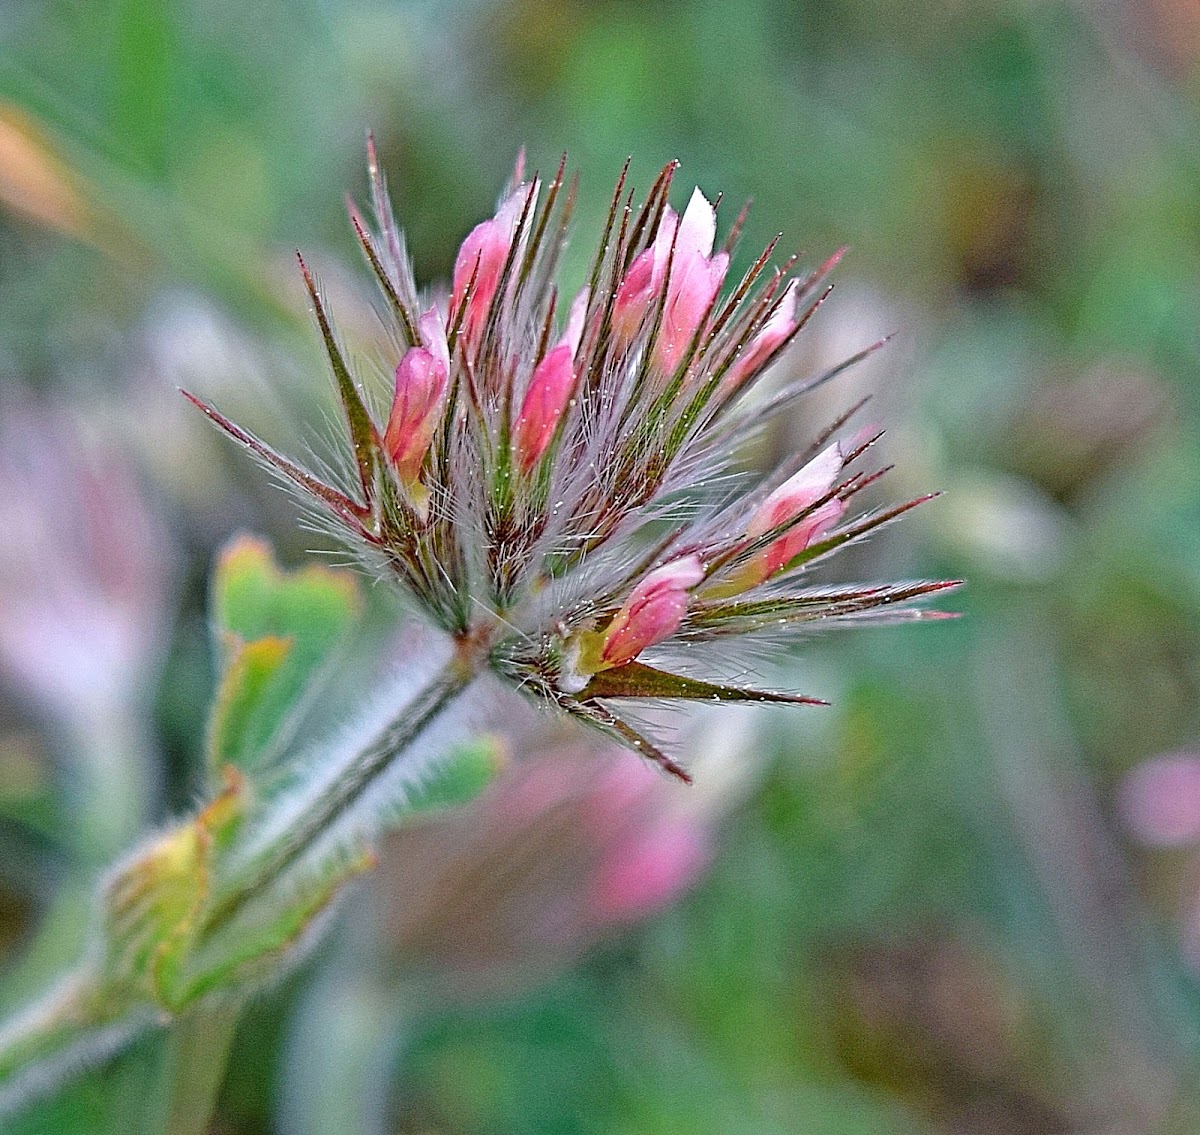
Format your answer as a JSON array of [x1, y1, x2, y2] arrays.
[[577, 661, 828, 705], [297, 253, 380, 508], [555, 692, 694, 783]]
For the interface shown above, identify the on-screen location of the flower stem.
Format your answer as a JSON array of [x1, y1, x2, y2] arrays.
[[0, 971, 130, 1096], [204, 652, 480, 934], [149, 1003, 241, 1135], [0, 649, 483, 1109]]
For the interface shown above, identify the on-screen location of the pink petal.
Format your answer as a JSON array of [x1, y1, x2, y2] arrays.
[[418, 305, 449, 373], [495, 181, 534, 235], [384, 346, 448, 483], [656, 248, 728, 374], [674, 187, 717, 263], [1119, 754, 1200, 847], [651, 189, 726, 374], [512, 288, 591, 473], [611, 208, 679, 347], [514, 343, 575, 472], [738, 443, 845, 584], [612, 249, 655, 343], [563, 288, 590, 356], [449, 184, 535, 353], [725, 279, 799, 390], [649, 205, 680, 289], [450, 219, 508, 348], [600, 555, 704, 667], [756, 498, 845, 578], [747, 443, 844, 539]]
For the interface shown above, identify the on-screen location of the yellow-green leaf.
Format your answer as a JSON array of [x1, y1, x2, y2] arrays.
[[207, 535, 361, 773], [102, 769, 245, 1008]]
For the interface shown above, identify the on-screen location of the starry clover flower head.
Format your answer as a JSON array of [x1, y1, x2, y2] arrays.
[[187, 144, 958, 781]]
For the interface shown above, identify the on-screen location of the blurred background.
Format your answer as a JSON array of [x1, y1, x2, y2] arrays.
[[3, 0, 1200, 1131]]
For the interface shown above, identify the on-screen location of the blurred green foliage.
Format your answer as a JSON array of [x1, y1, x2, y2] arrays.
[[207, 534, 362, 775], [4, 0, 1200, 1131]]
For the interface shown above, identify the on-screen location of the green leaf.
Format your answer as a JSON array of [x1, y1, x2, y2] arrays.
[[101, 769, 245, 1009], [207, 535, 362, 774], [174, 850, 376, 1007], [400, 735, 508, 815], [3, 998, 237, 1135], [144, 1004, 240, 1135], [4, 1027, 170, 1135]]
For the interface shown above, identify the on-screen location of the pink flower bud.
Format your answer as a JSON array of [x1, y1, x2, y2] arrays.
[[451, 185, 532, 353], [599, 554, 704, 667], [654, 188, 729, 374], [741, 444, 845, 585], [383, 306, 450, 488], [611, 189, 728, 372], [1119, 753, 1200, 847], [611, 207, 678, 345], [512, 290, 589, 473], [384, 344, 449, 487], [725, 279, 799, 390], [514, 343, 575, 473]]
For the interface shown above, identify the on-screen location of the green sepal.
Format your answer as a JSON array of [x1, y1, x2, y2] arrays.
[[207, 535, 362, 773], [297, 254, 382, 510], [554, 693, 693, 784], [684, 579, 962, 639], [578, 661, 828, 705]]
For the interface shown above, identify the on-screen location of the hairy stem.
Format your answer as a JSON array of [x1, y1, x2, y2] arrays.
[[0, 971, 129, 1094], [0, 650, 483, 1109], [148, 1003, 241, 1135], [205, 652, 479, 933]]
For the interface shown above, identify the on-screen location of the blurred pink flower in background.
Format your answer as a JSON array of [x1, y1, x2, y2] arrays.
[[1119, 753, 1200, 849], [376, 714, 755, 995], [0, 395, 175, 855], [0, 397, 174, 724], [1119, 751, 1200, 968]]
